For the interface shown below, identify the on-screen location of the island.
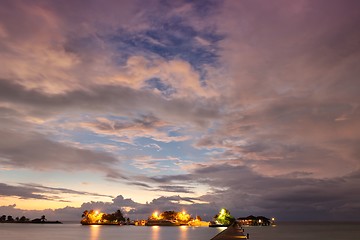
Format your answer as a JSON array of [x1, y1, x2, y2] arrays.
[[145, 210, 208, 226], [81, 209, 128, 225], [79, 208, 275, 228], [0, 214, 62, 224], [209, 208, 235, 227]]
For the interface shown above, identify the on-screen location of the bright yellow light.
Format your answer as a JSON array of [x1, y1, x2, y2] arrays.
[[182, 210, 186, 215], [220, 208, 226, 214], [271, 218, 275, 221], [152, 211, 159, 219], [95, 210, 99, 215]]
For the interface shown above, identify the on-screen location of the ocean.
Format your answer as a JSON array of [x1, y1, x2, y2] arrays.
[[1, 222, 359, 240]]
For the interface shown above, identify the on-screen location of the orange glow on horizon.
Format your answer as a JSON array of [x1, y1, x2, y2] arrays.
[[0, 197, 75, 210]]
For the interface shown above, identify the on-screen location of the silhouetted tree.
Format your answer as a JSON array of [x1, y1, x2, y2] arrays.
[[19, 216, 28, 222], [82, 210, 89, 218], [160, 211, 177, 221], [114, 210, 125, 222], [104, 213, 115, 222], [7, 215, 14, 222], [0, 215, 6, 222], [81, 210, 90, 224], [41, 215, 46, 222], [15, 217, 19, 222]]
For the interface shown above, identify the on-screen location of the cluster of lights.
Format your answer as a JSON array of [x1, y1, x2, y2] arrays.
[[150, 210, 191, 222], [83, 210, 104, 224]]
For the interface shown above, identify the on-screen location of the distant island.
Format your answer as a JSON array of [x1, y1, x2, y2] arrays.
[[145, 210, 208, 226], [81, 209, 128, 225], [0, 214, 62, 224], [238, 215, 276, 226], [80, 208, 275, 227], [80, 209, 207, 226]]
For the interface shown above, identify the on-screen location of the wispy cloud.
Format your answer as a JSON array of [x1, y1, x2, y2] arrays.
[[0, 183, 113, 202]]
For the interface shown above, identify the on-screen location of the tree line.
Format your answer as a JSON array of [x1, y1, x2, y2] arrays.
[[81, 209, 129, 225], [0, 215, 47, 223]]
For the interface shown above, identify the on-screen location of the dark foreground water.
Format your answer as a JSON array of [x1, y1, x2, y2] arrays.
[[1, 222, 359, 240]]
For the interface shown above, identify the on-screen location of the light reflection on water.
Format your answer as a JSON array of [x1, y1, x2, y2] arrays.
[[2, 222, 359, 240], [0, 223, 221, 240], [85, 224, 220, 240], [180, 225, 188, 239], [90, 225, 100, 240], [0, 223, 360, 240], [151, 225, 159, 240]]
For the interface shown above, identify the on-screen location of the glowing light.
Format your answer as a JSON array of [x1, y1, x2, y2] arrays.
[[90, 224, 100, 240], [95, 210, 99, 215], [180, 225, 187, 230], [152, 211, 159, 219], [151, 225, 160, 240], [271, 218, 275, 221], [177, 210, 191, 222]]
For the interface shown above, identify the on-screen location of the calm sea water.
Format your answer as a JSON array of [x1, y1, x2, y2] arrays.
[[1, 222, 359, 240]]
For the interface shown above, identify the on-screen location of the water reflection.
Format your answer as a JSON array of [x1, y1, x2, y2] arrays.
[[90, 225, 100, 240], [180, 226, 188, 239], [151, 226, 160, 240]]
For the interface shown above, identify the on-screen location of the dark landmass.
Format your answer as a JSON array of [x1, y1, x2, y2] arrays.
[[0, 214, 62, 224]]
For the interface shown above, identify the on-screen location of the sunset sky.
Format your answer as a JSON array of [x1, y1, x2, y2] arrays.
[[1, 0, 360, 221]]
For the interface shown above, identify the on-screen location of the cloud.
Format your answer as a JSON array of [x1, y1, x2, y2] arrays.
[[0, 126, 125, 179], [0, 183, 112, 202], [2, 166, 359, 222], [0, 79, 220, 127], [142, 163, 360, 221], [20, 184, 114, 198], [0, 183, 54, 201], [130, 155, 181, 172], [80, 115, 190, 144], [144, 143, 162, 151], [1, 0, 360, 222], [155, 185, 195, 194], [0, 0, 222, 99], [186, 0, 360, 180]]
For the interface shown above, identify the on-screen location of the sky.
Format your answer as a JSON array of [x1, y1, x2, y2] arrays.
[[0, 0, 360, 222]]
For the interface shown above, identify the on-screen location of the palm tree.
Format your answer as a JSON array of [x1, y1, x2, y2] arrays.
[[41, 215, 47, 222], [81, 210, 90, 224], [82, 210, 89, 218], [114, 209, 125, 222]]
